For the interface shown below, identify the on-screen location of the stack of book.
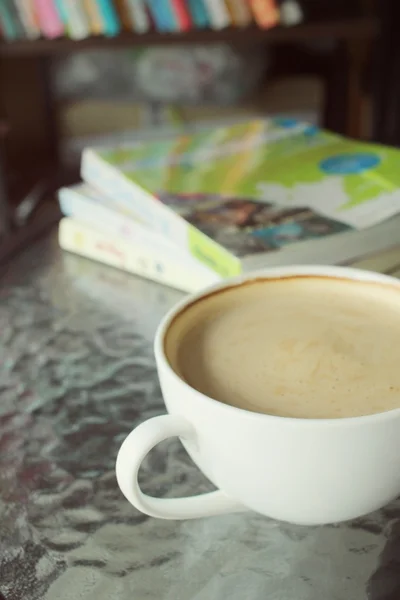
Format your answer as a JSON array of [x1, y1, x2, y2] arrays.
[[58, 117, 400, 293], [0, 0, 302, 41]]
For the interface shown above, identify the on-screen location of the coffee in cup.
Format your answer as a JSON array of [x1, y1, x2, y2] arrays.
[[165, 275, 400, 419]]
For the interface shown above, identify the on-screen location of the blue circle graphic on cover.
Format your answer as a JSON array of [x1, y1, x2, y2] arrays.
[[274, 117, 299, 128], [319, 153, 380, 175], [304, 125, 319, 137]]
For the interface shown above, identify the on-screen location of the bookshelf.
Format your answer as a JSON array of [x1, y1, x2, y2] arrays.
[[0, 12, 380, 266], [0, 17, 378, 56]]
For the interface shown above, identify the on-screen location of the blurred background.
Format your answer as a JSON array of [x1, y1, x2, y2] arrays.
[[0, 0, 394, 262]]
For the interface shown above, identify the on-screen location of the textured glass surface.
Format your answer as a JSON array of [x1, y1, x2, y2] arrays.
[[1, 232, 400, 599]]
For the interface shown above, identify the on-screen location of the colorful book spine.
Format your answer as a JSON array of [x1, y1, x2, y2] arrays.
[[55, 0, 90, 39], [126, 0, 150, 33], [1, 0, 25, 39], [250, 0, 279, 28], [34, 0, 64, 38], [96, 0, 121, 36], [54, 0, 68, 31], [115, 0, 133, 30], [170, 0, 191, 31], [14, 0, 41, 39], [0, 2, 18, 40], [58, 217, 218, 293], [186, 0, 210, 28], [202, 0, 230, 29], [161, 0, 178, 31], [225, 0, 252, 26], [83, 0, 104, 34], [146, 0, 168, 32]]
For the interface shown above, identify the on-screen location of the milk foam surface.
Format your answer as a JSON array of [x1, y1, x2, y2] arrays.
[[165, 276, 400, 418]]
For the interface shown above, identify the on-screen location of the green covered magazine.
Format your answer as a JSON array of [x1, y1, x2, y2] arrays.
[[81, 118, 400, 277]]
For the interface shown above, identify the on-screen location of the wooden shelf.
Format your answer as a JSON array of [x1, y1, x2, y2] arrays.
[[0, 17, 379, 57]]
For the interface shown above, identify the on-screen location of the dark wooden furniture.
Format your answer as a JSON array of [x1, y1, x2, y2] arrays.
[[0, 119, 9, 234], [0, 11, 380, 266], [372, 0, 400, 146]]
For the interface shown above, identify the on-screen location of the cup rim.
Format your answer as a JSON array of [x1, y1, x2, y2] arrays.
[[154, 264, 400, 427]]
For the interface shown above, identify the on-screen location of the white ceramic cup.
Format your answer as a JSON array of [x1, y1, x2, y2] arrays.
[[116, 265, 400, 525]]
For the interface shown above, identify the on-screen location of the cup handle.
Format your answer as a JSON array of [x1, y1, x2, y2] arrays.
[[116, 414, 245, 519]]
